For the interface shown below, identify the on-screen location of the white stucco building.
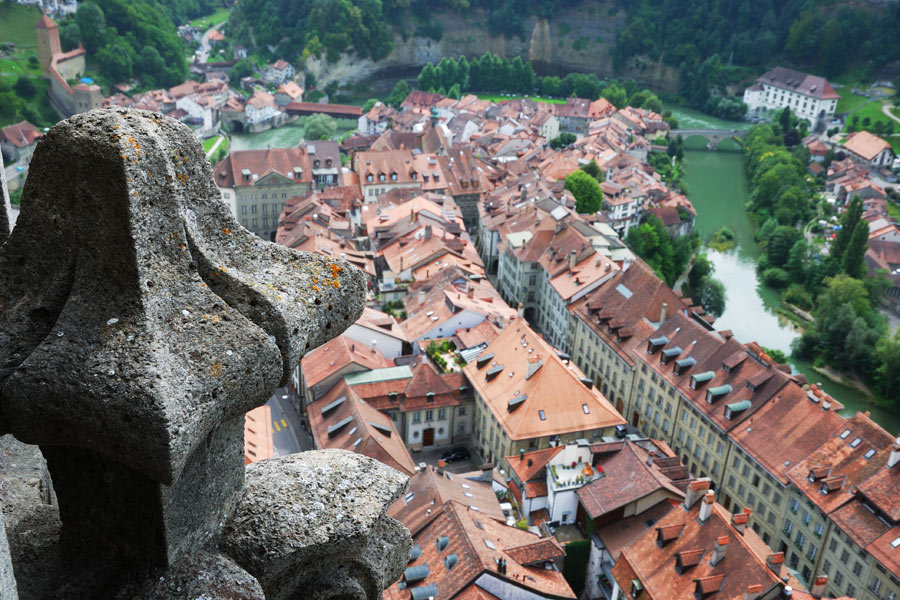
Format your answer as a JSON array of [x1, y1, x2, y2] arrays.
[[743, 67, 840, 128]]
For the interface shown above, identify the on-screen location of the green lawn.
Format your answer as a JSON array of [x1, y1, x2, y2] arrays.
[[843, 100, 894, 132], [189, 6, 232, 29], [836, 89, 870, 114], [202, 135, 225, 153], [476, 93, 567, 104], [887, 135, 900, 154], [887, 200, 900, 223], [0, 3, 43, 49]]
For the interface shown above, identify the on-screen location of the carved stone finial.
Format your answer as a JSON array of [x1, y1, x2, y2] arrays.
[[221, 450, 412, 600], [0, 108, 366, 567]]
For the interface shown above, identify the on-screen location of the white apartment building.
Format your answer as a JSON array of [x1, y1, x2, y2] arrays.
[[743, 67, 840, 128]]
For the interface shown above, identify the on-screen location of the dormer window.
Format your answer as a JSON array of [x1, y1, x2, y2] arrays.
[[690, 371, 714, 390], [314, 159, 320, 168], [423, 174, 429, 182], [647, 336, 669, 354], [391, 172, 398, 181], [379, 173, 386, 182], [433, 173, 440, 182], [706, 384, 732, 404], [366, 174, 374, 183], [325, 158, 332, 167], [411, 171, 418, 180], [661, 346, 682, 365]]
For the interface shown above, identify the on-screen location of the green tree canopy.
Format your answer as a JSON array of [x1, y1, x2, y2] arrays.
[[564, 169, 603, 214]]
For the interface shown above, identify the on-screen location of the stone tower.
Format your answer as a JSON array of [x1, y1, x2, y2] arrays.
[[35, 14, 60, 77]]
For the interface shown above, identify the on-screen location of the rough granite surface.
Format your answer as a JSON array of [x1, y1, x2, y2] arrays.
[[222, 450, 412, 600], [0, 502, 17, 600], [0, 150, 9, 247]]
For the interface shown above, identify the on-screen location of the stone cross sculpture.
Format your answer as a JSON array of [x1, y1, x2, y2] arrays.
[[0, 108, 411, 599]]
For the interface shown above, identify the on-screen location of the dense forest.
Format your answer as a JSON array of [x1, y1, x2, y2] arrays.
[[227, 0, 898, 118], [60, 0, 187, 88]]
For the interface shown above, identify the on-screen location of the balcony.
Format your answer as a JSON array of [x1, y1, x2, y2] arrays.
[[550, 461, 603, 491]]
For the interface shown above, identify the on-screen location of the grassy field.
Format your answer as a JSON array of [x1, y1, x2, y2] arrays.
[[202, 135, 221, 152], [189, 6, 232, 29], [476, 93, 567, 104], [0, 3, 43, 49], [0, 3, 58, 129], [887, 135, 900, 154], [835, 89, 870, 114]]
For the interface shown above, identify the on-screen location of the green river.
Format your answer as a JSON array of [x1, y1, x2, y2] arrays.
[[676, 116, 900, 432]]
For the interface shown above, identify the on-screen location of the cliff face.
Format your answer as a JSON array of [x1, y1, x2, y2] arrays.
[[306, 0, 681, 94]]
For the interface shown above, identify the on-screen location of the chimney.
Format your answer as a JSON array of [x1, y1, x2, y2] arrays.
[[732, 509, 750, 534], [568, 250, 577, 269], [517, 302, 524, 319], [698, 490, 714, 522], [783, 586, 793, 598], [418, 290, 426, 305], [520, 449, 525, 461], [889, 437, 900, 468], [744, 584, 763, 600], [660, 302, 668, 324], [683, 478, 711, 509], [710, 535, 729, 565], [766, 552, 785, 573], [467, 286, 475, 299], [810, 576, 828, 598], [425, 224, 432, 239]]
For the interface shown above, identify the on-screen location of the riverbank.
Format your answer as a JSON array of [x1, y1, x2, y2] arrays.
[[680, 145, 900, 432]]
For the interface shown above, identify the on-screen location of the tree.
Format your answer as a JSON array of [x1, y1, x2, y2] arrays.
[[229, 59, 255, 87], [778, 107, 792, 133], [831, 195, 863, 265], [387, 80, 410, 109], [136, 46, 166, 80], [447, 83, 461, 99], [842, 218, 869, 279], [699, 276, 726, 317], [76, 2, 108, 54], [580, 160, 604, 182], [688, 253, 713, 291], [601, 83, 626, 108], [766, 226, 801, 267], [95, 44, 133, 83], [549, 133, 576, 149], [304, 113, 337, 140], [564, 169, 603, 214], [417, 62, 437, 92], [361, 98, 378, 112], [875, 330, 900, 405], [13, 77, 36, 99]]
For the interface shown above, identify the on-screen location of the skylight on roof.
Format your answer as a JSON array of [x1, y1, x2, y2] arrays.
[[404, 491, 415, 504], [850, 437, 862, 448], [464, 492, 474, 498], [891, 537, 900, 548], [539, 410, 546, 421], [864, 449, 876, 459], [582, 404, 590, 414], [484, 539, 496, 550], [840, 429, 851, 439]]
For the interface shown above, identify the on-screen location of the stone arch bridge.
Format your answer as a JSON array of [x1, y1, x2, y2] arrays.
[[670, 128, 749, 150]]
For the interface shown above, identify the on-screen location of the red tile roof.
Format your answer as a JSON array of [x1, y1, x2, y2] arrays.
[[0, 121, 42, 149]]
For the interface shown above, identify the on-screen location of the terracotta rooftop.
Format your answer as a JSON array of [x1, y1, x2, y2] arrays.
[[756, 66, 840, 100], [301, 334, 390, 390], [0, 121, 42, 149], [308, 381, 416, 477], [576, 441, 687, 519], [243, 404, 274, 464], [611, 500, 783, 600], [843, 130, 892, 162], [385, 501, 575, 600], [462, 323, 625, 442]]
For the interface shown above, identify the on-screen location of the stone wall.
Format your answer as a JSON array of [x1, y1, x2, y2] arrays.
[[0, 108, 410, 599]]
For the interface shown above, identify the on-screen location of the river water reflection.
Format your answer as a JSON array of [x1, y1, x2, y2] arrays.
[[680, 145, 900, 432]]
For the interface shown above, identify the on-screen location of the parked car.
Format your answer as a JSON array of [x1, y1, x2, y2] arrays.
[[440, 447, 470, 463]]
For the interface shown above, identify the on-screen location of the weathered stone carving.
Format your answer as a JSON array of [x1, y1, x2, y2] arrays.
[[0, 108, 408, 598], [222, 450, 412, 600]]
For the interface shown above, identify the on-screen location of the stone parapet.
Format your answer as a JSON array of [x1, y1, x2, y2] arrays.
[[0, 108, 407, 598]]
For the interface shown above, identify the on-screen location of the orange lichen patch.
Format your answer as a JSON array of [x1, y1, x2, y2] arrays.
[[312, 285, 320, 292], [208, 363, 223, 376], [330, 264, 343, 279], [223, 228, 232, 235], [332, 280, 340, 288], [219, 266, 228, 272]]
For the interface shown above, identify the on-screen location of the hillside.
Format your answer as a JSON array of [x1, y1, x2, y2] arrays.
[[230, 0, 899, 103]]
